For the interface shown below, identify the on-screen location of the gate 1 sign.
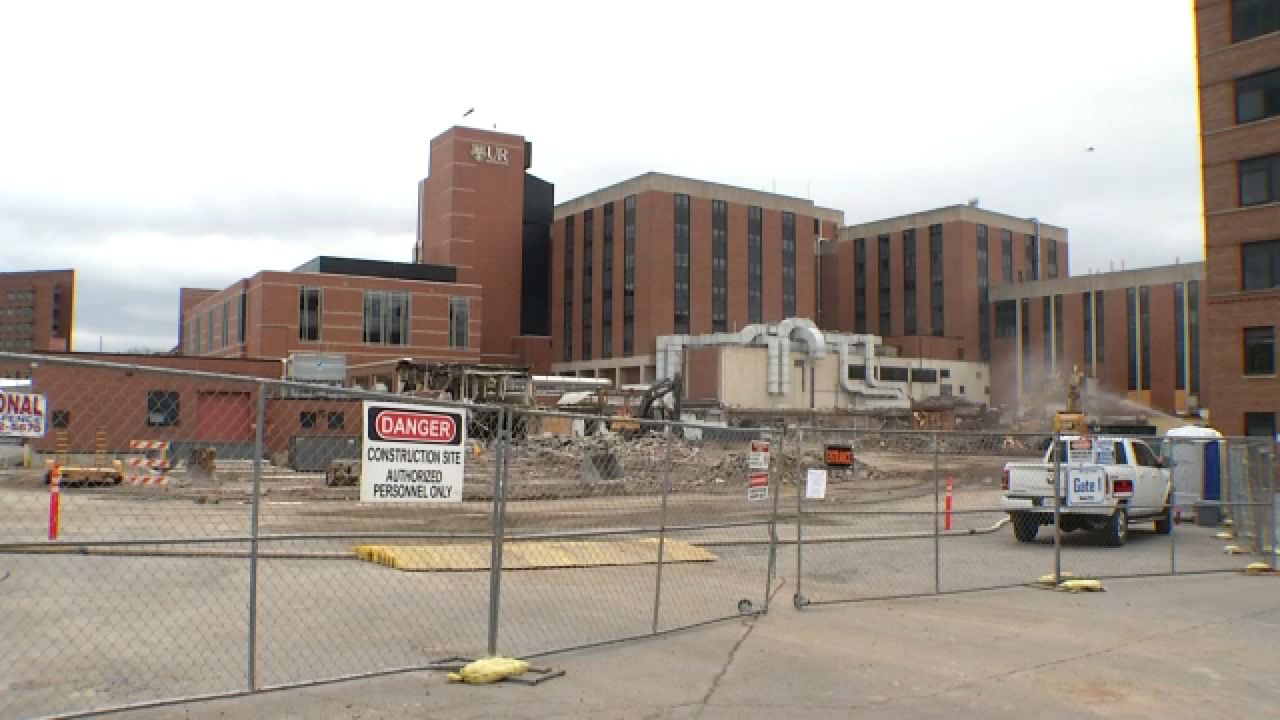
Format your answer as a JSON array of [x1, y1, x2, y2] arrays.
[[1066, 466, 1106, 506], [0, 391, 46, 438], [361, 401, 467, 503]]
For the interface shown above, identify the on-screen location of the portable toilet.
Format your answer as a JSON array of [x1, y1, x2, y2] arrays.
[[1164, 425, 1224, 518]]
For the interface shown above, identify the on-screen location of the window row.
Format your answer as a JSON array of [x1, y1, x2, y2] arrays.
[[298, 288, 469, 349]]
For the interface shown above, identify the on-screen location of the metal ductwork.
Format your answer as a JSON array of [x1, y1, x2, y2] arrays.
[[774, 318, 826, 396], [835, 336, 903, 401]]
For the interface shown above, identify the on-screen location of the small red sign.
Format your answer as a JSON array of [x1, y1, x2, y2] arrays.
[[374, 411, 458, 443], [749, 472, 769, 488]]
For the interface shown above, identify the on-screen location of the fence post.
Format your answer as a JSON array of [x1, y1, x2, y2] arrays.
[[246, 382, 265, 692], [486, 407, 510, 658], [794, 426, 807, 609], [1052, 431, 1063, 583], [1170, 437, 1178, 576], [651, 424, 673, 634], [932, 431, 941, 595], [763, 429, 783, 613], [1268, 443, 1277, 565]]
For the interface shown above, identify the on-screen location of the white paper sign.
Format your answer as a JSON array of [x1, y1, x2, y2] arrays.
[[805, 468, 828, 499], [361, 401, 467, 503], [749, 440, 771, 470], [1065, 466, 1107, 506]]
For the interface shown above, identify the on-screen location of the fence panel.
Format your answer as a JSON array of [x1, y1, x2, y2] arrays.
[[937, 431, 1056, 592], [791, 428, 943, 605], [495, 411, 773, 657], [0, 355, 256, 720], [251, 384, 495, 689]]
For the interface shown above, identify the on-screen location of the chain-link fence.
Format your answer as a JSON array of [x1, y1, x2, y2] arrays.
[[0, 353, 781, 719], [2, 351, 1277, 718], [790, 427, 1277, 608]]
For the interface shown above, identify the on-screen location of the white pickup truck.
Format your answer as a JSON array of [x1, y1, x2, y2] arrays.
[[1001, 436, 1174, 546]]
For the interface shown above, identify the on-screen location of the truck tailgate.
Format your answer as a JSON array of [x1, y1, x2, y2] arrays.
[[1006, 462, 1056, 498]]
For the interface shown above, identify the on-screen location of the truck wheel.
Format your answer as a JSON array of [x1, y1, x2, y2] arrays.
[[1104, 509, 1128, 547], [1153, 504, 1173, 535], [1012, 513, 1039, 543]]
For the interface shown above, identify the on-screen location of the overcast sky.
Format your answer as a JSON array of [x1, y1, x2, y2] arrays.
[[0, 1, 1202, 352]]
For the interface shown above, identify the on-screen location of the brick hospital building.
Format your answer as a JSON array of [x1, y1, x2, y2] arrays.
[[167, 124, 1213, 420]]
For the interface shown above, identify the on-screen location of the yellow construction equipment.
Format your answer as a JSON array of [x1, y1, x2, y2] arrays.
[[1051, 365, 1089, 435]]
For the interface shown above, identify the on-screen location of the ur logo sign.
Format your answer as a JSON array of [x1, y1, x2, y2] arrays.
[[470, 143, 510, 165]]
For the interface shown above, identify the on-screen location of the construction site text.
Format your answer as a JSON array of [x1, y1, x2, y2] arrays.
[[366, 447, 463, 465]]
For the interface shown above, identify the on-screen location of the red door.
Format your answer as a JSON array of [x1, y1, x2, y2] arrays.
[[195, 392, 254, 442]]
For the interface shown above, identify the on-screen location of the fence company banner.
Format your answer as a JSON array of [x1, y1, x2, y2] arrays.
[[0, 391, 47, 438]]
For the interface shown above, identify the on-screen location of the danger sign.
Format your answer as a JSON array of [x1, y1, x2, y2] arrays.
[[361, 401, 467, 503]]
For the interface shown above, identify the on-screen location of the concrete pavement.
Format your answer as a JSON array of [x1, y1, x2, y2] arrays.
[[126, 573, 1280, 720]]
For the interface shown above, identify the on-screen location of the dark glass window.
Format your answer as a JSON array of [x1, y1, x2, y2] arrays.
[[878, 234, 891, 337], [237, 292, 247, 344], [853, 237, 866, 333], [146, 391, 180, 427], [563, 216, 574, 361], [1242, 239, 1280, 290], [1244, 412, 1277, 438], [327, 412, 345, 430], [1001, 229, 1013, 283], [1237, 67, 1280, 123], [929, 224, 943, 336], [1054, 294, 1064, 369], [1083, 291, 1094, 368], [910, 368, 938, 383], [582, 208, 593, 361], [1240, 154, 1280, 206], [1042, 297, 1053, 373], [363, 291, 409, 345], [782, 212, 797, 318], [300, 411, 317, 429], [847, 364, 866, 380], [1188, 281, 1199, 394], [1127, 287, 1138, 391], [449, 297, 469, 349], [977, 225, 990, 361], [1047, 238, 1059, 279], [995, 300, 1017, 338], [1233, 0, 1280, 43], [712, 200, 728, 331], [1096, 291, 1106, 363], [299, 287, 321, 342], [880, 366, 909, 382], [748, 206, 763, 324], [1025, 234, 1039, 281], [221, 300, 229, 349], [624, 196, 636, 355], [602, 202, 614, 359], [1174, 283, 1186, 390], [674, 194, 691, 334], [1020, 299, 1031, 390], [51, 410, 70, 429], [903, 229, 917, 335], [1140, 286, 1151, 390], [1244, 326, 1276, 375]]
